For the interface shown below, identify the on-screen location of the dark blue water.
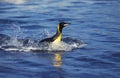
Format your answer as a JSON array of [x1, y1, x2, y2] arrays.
[[0, 0, 120, 78]]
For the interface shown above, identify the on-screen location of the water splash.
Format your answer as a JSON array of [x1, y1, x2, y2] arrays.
[[0, 28, 86, 52]]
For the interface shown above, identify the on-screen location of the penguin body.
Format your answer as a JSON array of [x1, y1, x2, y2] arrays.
[[40, 22, 69, 44]]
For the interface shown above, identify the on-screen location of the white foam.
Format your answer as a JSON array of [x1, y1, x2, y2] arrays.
[[4, 48, 19, 51], [48, 41, 86, 51], [2, 0, 26, 4], [2, 41, 86, 52], [22, 47, 38, 52]]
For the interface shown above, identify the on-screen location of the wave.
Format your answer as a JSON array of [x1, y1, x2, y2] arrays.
[[0, 0, 26, 4]]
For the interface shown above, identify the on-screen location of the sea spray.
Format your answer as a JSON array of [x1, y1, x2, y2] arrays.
[[0, 28, 86, 52]]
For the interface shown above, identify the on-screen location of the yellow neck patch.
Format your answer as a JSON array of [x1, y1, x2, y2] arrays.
[[52, 25, 62, 44], [52, 33, 62, 44]]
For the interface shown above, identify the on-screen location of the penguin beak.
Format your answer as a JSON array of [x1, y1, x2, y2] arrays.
[[64, 23, 70, 27]]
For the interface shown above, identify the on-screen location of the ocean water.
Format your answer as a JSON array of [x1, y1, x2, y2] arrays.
[[0, 0, 120, 78]]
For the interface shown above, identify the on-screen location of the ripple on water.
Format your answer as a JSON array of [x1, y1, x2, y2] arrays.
[[21, 25, 47, 30], [75, 56, 115, 68], [111, 52, 120, 58], [12, 16, 31, 19], [0, 19, 28, 24]]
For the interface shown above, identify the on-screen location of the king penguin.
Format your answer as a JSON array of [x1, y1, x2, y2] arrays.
[[40, 22, 70, 44]]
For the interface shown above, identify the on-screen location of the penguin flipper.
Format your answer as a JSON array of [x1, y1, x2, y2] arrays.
[[40, 38, 53, 42]]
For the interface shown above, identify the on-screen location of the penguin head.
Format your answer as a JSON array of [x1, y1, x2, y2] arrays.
[[57, 22, 70, 32], [59, 22, 70, 28]]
